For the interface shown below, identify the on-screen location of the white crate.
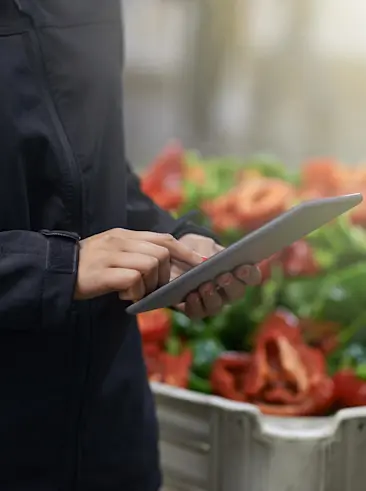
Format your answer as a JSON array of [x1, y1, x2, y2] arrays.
[[152, 382, 366, 491]]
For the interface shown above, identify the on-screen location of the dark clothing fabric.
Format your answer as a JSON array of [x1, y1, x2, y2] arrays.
[[0, 1, 213, 490]]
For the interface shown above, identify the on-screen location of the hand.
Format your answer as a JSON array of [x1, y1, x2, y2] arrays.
[[74, 229, 202, 301], [171, 234, 261, 319]]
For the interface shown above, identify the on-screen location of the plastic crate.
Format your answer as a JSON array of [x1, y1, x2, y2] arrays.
[[152, 382, 366, 491]]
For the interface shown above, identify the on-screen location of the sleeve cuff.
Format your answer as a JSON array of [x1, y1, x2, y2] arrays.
[[40, 230, 80, 329], [171, 219, 221, 245]]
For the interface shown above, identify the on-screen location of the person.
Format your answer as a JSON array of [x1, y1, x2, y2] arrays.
[[0, 1, 261, 490]]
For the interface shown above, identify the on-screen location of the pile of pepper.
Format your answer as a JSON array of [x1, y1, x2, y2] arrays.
[[136, 146, 366, 416]]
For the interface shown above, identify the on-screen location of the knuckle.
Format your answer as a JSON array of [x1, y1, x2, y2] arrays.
[[110, 228, 123, 239], [147, 256, 159, 271], [159, 247, 170, 262], [103, 231, 114, 243], [163, 233, 174, 242], [130, 270, 142, 284]]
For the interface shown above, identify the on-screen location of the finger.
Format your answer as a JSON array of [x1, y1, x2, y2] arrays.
[[216, 272, 246, 302], [234, 265, 262, 286], [172, 302, 186, 313], [123, 230, 203, 267], [108, 252, 159, 294], [103, 269, 146, 300], [198, 282, 223, 317], [129, 241, 170, 286], [184, 292, 206, 319], [119, 279, 146, 301], [169, 259, 192, 278], [102, 237, 171, 287]]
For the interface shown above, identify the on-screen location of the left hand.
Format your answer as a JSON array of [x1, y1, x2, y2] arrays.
[[171, 234, 261, 319]]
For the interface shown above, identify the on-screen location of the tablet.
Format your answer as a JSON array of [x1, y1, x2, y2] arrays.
[[126, 193, 362, 315]]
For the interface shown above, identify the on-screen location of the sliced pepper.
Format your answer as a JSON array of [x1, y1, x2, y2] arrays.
[[333, 343, 366, 407], [149, 348, 192, 389], [137, 309, 171, 345], [148, 335, 193, 389], [143, 343, 163, 378], [211, 352, 251, 401], [243, 310, 335, 416], [233, 178, 295, 231], [333, 369, 366, 407]]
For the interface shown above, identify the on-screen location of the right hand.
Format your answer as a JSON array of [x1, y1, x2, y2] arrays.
[[74, 228, 203, 301]]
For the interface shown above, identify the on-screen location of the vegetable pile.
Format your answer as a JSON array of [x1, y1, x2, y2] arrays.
[[137, 142, 366, 416]]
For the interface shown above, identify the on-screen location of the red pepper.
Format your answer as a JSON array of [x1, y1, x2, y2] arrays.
[[141, 142, 184, 211], [259, 240, 319, 282], [333, 369, 366, 407], [149, 349, 193, 389], [143, 343, 163, 378], [233, 178, 295, 231], [301, 158, 343, 198], [211, 352, 251, 401], [138, 310, 171, 378], [280, 240, 320, 277], [258, 253, 282, 282], [137, 310, 171, 345], [201, 195, 242, 234], [243, 310, 335, 416]]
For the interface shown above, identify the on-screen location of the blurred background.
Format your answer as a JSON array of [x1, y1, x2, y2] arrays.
[[123, 0, 366, 170], [129, 4, 366, 483]]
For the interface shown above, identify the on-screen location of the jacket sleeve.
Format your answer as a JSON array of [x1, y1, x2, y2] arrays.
[[125, 163, 219, 240], [0, 230, 79, 330]]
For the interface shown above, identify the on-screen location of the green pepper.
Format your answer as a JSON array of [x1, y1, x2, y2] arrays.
[[314, 264, 366, 329], [190, 338, 224, 379], [188, 372, 212, 394], [171, 311, 208, 340], [242, 154, 300, 184], [278, 275, 327, 319], [249, 269, 284, 324], [355, 364, 366, 381], [328, 342, 366, 377], [220, 228, 244, 247], [208, 285, 269, 352], [209, 293, 257, 351], [165, 336, 182, 356], [181, 153, 240, 211], [308, 217, 366, 271]]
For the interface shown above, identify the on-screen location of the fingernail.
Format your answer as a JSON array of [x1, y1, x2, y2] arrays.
[[188, 292, 200, 303], [203, 283, 214, 295], [219, 273, 232, 287], [193, 252, 203, 265], [237, 266, 250, 281]]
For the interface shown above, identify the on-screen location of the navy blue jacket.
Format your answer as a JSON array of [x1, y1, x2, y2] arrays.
[[0, 1, 211, 489]]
